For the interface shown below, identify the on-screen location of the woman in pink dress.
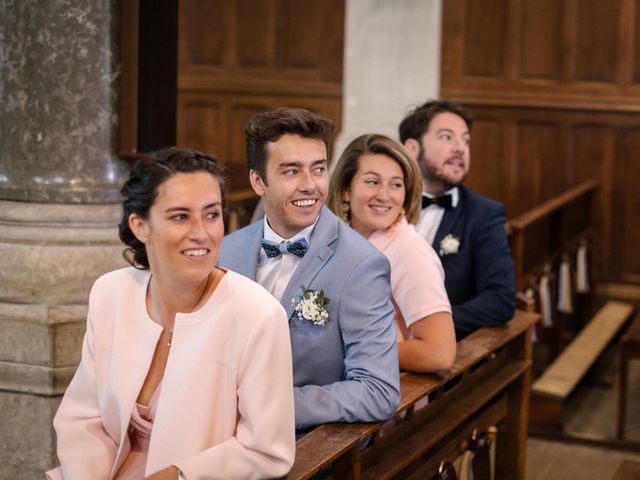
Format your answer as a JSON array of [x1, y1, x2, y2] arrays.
[[46, 148, 295, 479], [328, 134, 456, 372]]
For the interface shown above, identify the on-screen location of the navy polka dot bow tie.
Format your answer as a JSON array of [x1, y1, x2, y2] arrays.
[[260, 239, 309, 258]]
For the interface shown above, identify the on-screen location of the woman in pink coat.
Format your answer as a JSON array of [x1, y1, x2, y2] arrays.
[[328, 134, 456, 373], [46, 148, 295, 480]]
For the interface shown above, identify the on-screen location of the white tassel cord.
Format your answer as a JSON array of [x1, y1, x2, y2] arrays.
[[539, 275, 553, 328], [576, 243, 590, 293], [525, 288, 538, 342], [557, 257, 573, 314]]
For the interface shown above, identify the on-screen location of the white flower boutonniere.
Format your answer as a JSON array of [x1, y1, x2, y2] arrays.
[[292, 284, 330, 326], [439, 233, 460, 256]]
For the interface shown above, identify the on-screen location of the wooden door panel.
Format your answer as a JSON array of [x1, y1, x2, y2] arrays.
[[178, 0, 344, 197]]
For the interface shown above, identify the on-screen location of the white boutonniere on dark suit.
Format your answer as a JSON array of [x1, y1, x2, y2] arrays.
[[439, 234, 460, 256]]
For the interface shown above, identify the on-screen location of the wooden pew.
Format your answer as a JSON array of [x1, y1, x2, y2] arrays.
[[286, 309, 539, 480], [507, 179, 599, 359], [507, 180, 637, 445], [531, 301, 636, 432], [617, 314, 640, 440], [611, 460, 640, 480]]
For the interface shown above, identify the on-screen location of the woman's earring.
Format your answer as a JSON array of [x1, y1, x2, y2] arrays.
[[341, 201, 350, 223], [394, 208, 406, 225]]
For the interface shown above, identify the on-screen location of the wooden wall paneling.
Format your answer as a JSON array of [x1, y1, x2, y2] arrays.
[[237, 0, 274, 67], [441, 0, 640, 285], [520, 0, 563, 81], [179, 0, 231, 68], [613, 128, 640, 283], [617, 0, 635, 84], [462, 0, 508, 78], [516, 121, 566, 211], [465, 117, 509, 206], [441, 0, 466, 85], [562, 0, 578, 83], [504, 119, 520, 218], [568, 125, 612, 185], [568, 124, 614, 278], [227, 101, 274, 189], [176, 94, 226, 159], [276, 0, 322, 72], [632, 0, 640, 83], [442, 0, 640, 111], [178, 0, 344, 197], [574, 0, 620, 82], [274, 0, 344, 82], [504, 0, 520, 81], [177, 92, 342, 191]]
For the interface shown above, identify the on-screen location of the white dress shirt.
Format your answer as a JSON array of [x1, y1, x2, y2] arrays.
[[256, 218, 317, 301], [415, 187, 460, 244]]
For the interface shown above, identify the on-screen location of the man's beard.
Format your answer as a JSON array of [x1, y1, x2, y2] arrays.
[[418, 145, 467, 193]]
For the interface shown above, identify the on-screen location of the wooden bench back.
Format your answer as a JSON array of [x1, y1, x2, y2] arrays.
[[506, 180, 599, 360], [507, 179, 598, 293], [286, 310, 540, 480]]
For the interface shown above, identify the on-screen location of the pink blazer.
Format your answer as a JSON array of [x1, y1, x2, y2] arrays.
[[46, 268, 295, 479]]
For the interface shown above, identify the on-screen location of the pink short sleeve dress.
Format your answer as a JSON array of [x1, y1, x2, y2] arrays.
[[368, 217, 451, 342]]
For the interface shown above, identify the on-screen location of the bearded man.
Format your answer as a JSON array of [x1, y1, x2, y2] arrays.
[[400, 99, 515, 339]]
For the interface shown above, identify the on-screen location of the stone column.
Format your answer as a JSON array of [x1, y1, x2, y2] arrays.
[[334, 0, 442, 158], [0, 1, 127, 477]]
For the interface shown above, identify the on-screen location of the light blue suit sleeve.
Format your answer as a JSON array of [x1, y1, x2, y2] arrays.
[[293, 251, 400, 427]]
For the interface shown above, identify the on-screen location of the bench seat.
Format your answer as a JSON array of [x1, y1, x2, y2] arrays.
[[531, 300, 636, 431]]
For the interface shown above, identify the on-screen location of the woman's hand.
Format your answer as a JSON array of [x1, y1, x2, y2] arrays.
[[145, 465, 180, 480]]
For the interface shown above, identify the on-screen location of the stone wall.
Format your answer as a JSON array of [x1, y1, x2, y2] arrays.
[[0, 1, 128, 477]]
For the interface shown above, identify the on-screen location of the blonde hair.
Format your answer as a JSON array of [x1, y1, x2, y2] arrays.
[[328, 134, 422, 224]]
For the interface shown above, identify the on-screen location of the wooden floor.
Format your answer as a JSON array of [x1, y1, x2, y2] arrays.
[[526, 343, 640, 479]]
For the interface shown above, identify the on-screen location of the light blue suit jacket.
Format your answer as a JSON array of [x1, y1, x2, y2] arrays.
[[219, 207, 400, 428]]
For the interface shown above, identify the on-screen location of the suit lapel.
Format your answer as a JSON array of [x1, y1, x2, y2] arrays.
[[281, 207, 336, 318], [433, 187, 465, 250], [233, 221, 264, 280]]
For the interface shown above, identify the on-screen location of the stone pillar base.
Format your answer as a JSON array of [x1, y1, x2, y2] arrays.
[[0, 200, 126, 478]]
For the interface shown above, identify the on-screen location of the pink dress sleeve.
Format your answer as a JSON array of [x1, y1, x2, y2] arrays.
[[369, 218, 451, 341]]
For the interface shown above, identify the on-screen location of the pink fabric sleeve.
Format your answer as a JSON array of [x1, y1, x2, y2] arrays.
[[176, 299, 295, 479], [371, 220, 451, 333], [47, 284, 119, 480]]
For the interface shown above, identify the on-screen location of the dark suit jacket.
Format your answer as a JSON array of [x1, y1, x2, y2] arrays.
[[219, 207, 400, 428], [432, 186, 516, 339]]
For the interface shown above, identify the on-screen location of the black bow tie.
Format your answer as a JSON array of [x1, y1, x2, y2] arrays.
[[260, 239, 309, 258], [422, 194, 453, 210]]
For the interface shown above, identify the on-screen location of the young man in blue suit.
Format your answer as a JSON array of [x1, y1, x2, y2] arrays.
[[219, 107, 400, 430], [400, 100, 516, 340]]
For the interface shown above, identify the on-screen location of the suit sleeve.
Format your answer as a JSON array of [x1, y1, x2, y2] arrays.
[[452, 203, 516, 339], [48, 288, 118, 479], [293, 253, 401, 427], [178, 302, 296, 479]]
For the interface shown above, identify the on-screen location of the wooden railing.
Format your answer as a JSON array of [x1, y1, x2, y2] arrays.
[[506, 180, 599, 362], [506, 179, 599, 293], [286, 310, 539, 480]]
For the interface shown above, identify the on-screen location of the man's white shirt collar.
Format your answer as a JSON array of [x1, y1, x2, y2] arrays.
[[416, 187, 460, 245], [262, 217, 317, 245], [257, 216, 318, 301]]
